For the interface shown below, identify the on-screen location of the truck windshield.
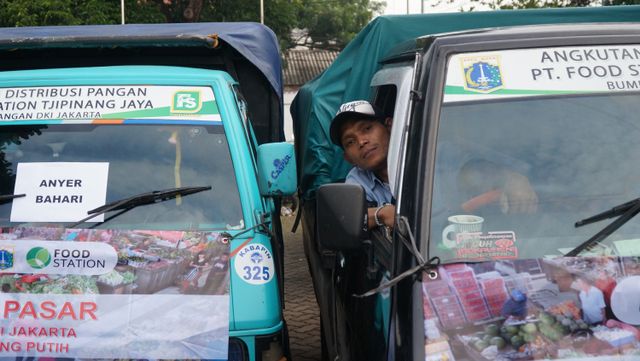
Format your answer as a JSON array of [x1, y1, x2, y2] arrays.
[[429, 93, 640, 261], [0, 123, 244, 230]]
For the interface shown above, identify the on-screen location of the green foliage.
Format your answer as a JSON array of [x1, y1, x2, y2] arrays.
[[0, 0, 382, 50], [0, 0, 123, 27], [197, 0, 300, 50], [297, 0, 384, 49]]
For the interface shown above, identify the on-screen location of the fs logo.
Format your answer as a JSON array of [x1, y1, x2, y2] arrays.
[[171, 91, 202, 113]]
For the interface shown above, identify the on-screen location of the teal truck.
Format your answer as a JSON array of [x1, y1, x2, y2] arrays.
[[0, 23, 294, 361], [293, 6, 640, 361]]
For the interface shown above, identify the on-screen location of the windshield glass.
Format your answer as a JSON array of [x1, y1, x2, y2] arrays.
[[429, 45, 640, 262], [420, 44, 640, 361], [430, 93, 640, 261], [0, 123, 243, 230]]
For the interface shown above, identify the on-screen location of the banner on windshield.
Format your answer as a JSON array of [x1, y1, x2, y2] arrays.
[[0, 227, 230, 360]]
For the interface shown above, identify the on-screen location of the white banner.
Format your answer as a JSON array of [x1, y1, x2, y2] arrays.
[[0, 86, 219, 121], [0, 227, 230, 360], [444, 45, 640, 102], [0, 294, 229, 359]]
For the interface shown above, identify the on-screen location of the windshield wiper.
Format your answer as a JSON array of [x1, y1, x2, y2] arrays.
[[566, 197, 640, 257], [0, 193, 25, 205], [68, 186, 211, 228]]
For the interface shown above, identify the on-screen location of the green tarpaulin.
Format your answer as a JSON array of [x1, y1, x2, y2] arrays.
[[291, 5, 640, 200]]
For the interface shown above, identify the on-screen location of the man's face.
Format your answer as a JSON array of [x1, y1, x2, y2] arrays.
[[340, 118, 391, 172]]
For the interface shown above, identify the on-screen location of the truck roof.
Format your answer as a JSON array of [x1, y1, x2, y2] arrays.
[[0, 22, 284, 143], [291, 6, 640, 199]]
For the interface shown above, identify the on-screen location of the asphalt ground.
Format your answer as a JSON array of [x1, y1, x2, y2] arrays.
[[281, 213, 322, 361]]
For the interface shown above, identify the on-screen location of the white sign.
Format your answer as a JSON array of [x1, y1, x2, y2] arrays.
[[444, 44, 640, 102], [234, 243, 275, 285], [10, 162, 109, 222]]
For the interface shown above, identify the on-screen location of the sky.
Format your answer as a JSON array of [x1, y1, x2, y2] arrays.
[[383, 0, 490, 14]]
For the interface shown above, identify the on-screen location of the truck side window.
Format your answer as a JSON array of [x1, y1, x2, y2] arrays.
[[373, 85, 397, 118]]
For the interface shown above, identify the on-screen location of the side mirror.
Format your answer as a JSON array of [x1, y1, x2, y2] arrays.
[[316, 183, 367, 251], [257, 142, 297, 196]]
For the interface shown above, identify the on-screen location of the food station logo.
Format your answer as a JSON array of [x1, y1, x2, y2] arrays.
[[18, 242, 118, 275], [26, 247, 51, 269]]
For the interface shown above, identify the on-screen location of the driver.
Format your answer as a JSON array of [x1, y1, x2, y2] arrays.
[[330, 100, 395, 229]]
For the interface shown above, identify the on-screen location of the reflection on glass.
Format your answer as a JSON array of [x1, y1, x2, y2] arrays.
[[0, 124, 244, 230], [430, 94, 640, 260]]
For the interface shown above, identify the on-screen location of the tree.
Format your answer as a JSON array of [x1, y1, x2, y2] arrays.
[[130, 0, 301, 49], [0, 0, 382, 51], [296, 0, 384, 49], [0, 0, 115, 27], [138, 0, 205, 23], [0, 0, 163, 27]]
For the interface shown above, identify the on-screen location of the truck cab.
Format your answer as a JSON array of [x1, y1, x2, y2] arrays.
[[0, 23, 294, 361], [293, 6, 640, 361]]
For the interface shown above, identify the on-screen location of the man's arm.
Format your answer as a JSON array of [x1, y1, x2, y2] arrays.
[[367, 203, 395, 229], [458, 159, 538, 214]]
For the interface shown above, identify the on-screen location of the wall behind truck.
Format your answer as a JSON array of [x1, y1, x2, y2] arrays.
[[291, 5, 640, 200]]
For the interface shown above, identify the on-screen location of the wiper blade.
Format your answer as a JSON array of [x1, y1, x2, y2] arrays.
[[567, 197, 640, 257], [69, 186, 211, 228], [575, 197, 640, 227], [0, 193, 25, 205]]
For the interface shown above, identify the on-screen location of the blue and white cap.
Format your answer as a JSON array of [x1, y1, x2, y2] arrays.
[[329, 100, 385, 147]]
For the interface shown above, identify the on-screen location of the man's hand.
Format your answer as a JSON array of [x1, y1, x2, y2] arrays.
[[367, 204, 396, 229], [500, 171, 538, 214]]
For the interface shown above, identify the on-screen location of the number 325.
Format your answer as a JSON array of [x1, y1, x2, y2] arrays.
[[242, 266, 270, 281]]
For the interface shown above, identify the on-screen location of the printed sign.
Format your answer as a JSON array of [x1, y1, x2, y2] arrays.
[[0, 227, 230, 360], [455, 231, 518, 260], [0, 240, 117, 275], [0, 86, 219, 122], [10, 162, 109, 223], [233, 243, 275, 285], [422, 257, 640, 361], [445, 45, 640, 102]]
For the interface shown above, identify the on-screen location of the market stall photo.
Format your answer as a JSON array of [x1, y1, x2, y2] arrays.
[[422, 257, 640, 361]]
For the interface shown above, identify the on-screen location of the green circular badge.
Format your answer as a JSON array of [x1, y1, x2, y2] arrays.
[[26, 247, 51, 269]]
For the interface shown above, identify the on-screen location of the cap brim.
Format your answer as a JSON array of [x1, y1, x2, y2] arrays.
[[329, 111, 381, 147]]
